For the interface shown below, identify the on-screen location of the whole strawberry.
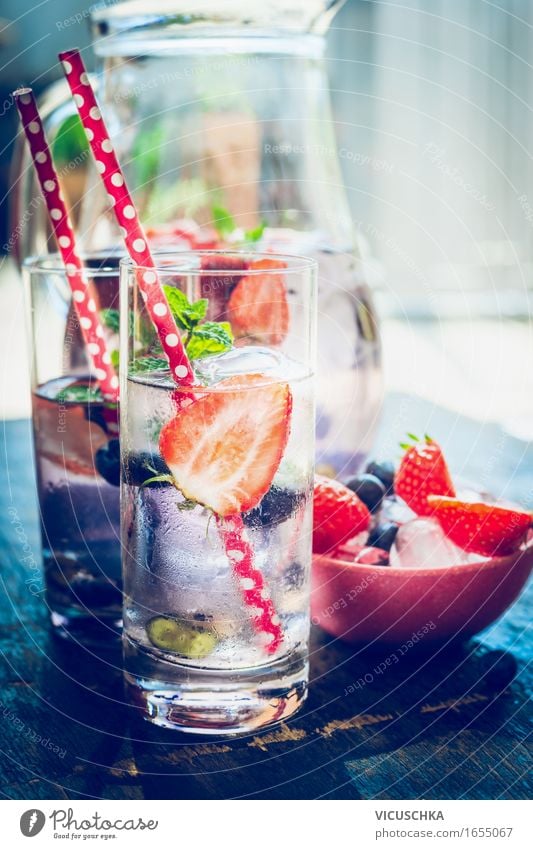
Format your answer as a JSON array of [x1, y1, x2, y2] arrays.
[[313, 475, 370, 554], [395, 435, 455, 516]]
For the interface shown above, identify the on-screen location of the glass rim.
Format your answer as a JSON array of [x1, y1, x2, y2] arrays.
[[120, 250, 318, 277], [23, 251, 125, 277]]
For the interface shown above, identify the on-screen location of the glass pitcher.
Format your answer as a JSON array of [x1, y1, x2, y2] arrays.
[[13, 0, 382, 475]]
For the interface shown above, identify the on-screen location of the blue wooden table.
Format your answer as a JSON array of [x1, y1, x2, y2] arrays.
[[0, 404, 531, 800]]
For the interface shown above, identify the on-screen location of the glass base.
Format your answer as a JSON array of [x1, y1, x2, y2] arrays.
[[50, 609, 122, 645], [124, 636, 308, 735]]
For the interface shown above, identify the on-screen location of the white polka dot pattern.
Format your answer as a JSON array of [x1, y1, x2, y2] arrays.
[[13, 88, 119, 403], [59, 49, 194, 387]]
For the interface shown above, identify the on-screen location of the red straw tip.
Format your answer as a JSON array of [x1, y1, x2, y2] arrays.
[[59, 49, 79, 62]]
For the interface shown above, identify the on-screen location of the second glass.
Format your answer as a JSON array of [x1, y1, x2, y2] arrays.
[[120, 251, 316, 734], [24, 253, 123, 641]]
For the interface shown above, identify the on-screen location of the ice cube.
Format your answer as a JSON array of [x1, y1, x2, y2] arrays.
[[193, 346, 284, 384], [390, 517, 472, 568], [382, 496, 417, 525]]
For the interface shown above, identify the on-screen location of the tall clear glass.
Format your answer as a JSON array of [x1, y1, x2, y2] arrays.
[[120, 250, 316, 733], [23, 253, 123, 641]]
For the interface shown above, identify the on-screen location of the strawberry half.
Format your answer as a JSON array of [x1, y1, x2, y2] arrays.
[[159, 373, 291, 517], [227, 258, 289, 345], [200, 254, 249, 321], [395, 435, 455, 516], [313, 475, 371, 554], [428, 496, 531, 557]]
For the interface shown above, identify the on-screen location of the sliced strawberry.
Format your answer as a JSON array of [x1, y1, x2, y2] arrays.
[[395, 436, 455, 516], [159, 373, 292, 517], [428, 496, 532, 556], [200, 254, 249, 320], [227, 258, 289, 345], [313, 475, 370, 554]]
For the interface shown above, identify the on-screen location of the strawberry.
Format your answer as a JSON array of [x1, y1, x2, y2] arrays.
[[200, 254, 249, 321], [159, 373, 291, 517], [313, 475, 371, 554], [395, 435, 455, 516], [227, 258, 289, 345], [427, 496, 531, 556]]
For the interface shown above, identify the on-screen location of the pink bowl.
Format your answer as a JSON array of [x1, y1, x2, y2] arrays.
[[311, 544, 533, 646]]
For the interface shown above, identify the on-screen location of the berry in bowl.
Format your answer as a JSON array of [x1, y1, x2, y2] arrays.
[[311, 437, 533, 645]]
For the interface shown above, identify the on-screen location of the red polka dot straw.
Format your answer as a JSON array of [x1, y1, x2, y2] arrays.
[[13, 88, 119, 403], [58, 49, 284, 654], [58, 49, 194, 387], [218, 515, 284, 653]]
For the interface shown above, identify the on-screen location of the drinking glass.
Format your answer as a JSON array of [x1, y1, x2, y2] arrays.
[[120, 250, 316, 733], [23, 253, 123, 641]]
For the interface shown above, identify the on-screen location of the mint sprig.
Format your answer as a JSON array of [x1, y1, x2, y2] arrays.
[[212, 203, 237, 238], [56, 384, 104, 403], [185, 321, 233, 360], [100, 308, 120, 333], [162, 285, 233, 360], [103, 286, 235, 376], [130, 356, 168, 374], [212, 203, 265, 244], [244, 221, 266, 243], [162, 286, 208, 331]]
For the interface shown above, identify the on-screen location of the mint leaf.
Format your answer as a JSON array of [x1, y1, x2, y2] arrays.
[[56, 384, 103, 403], [100, 308, 120, 333], [130, 356, 168, 374], [132, 123, 165, 188], [244, 221, 266, 243], [141, 473, 176, 488], [52, 114, 89, 167], [177, 498, 197, 511], [186, 321, 234, 360], [159, 286, 234, 361], [212, 203, 236, 238], [162, 285, 207, 331]]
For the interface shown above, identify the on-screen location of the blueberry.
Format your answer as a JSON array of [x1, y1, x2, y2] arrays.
[[243, 486, 304, 528], [94, 438, 121, 486], [367, 522, 399, 551], [365, 459, 395, 494], [345, 473, 385, 513], [283, 561, 306, 590], [124, 452, 172, 488]]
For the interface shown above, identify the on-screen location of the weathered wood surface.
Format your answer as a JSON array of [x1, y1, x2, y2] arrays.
[[0, 413, 531, 800]]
